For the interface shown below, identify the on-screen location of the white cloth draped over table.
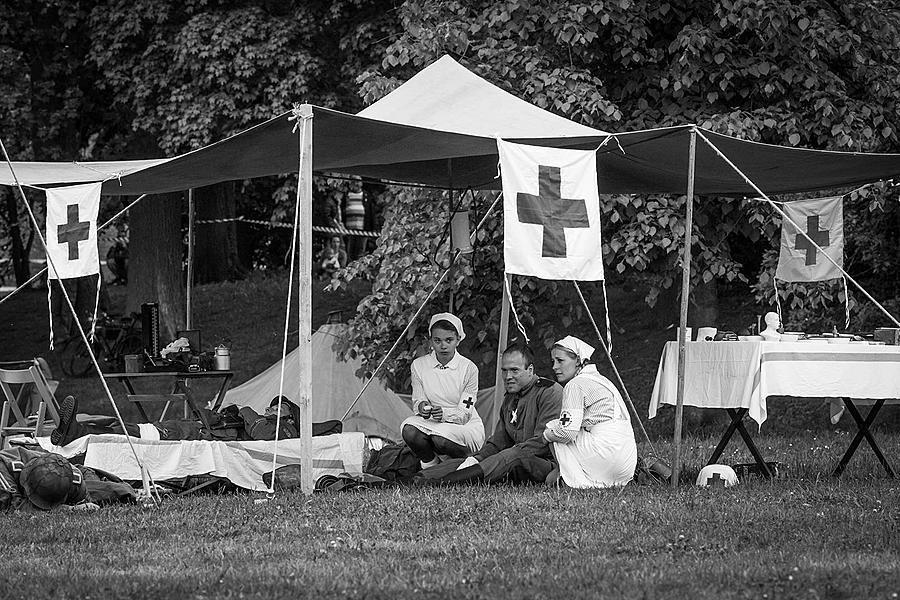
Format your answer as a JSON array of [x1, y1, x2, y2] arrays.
[[649, 341, 900, 427], [649, 341, 765, 424]]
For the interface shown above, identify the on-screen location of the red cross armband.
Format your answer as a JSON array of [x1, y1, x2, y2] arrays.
[[559, 410, 576, 430], [458, 394, 476, 412]]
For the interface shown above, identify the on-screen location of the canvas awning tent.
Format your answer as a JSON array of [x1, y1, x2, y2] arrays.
[[4, 55, 900, 491], [2, 56, 899, 195]]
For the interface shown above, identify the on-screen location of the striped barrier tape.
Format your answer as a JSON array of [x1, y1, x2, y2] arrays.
[[192, 216, 380, 237]]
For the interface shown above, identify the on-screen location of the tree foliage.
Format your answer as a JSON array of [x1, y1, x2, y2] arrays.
[[341, 0, 900, 385]]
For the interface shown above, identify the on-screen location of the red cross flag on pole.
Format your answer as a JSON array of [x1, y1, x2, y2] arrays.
[[498, 139, 603, 280], [45, 182, 102, 280], [775, 196, 843, 282]]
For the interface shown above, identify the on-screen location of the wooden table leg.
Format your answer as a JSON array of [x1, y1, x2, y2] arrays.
[[707, 408, 773, 479], [707, 408, 745, 464], [119, 377, 150, 423], [174, 379, 213, 432], [834, 399, 894, 478], [209, 373, 234, 412], [732, 412, 774, 479]]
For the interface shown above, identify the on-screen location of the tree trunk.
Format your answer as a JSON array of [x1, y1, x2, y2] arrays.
[[193, 182, 247, 283], [2, 188, 31, 286], [126, 192, 185, 341]]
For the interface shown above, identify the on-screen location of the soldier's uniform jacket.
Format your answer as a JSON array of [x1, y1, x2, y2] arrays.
[[475, 376, 563, 461]]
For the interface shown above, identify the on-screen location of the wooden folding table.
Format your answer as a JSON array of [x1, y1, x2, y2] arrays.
[[649, 340, 900, 477], [103, 370, 234, 431]]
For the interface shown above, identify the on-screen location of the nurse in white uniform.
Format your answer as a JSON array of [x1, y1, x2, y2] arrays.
[[543, 335, 637, 488], [401, 313, 484, 469]]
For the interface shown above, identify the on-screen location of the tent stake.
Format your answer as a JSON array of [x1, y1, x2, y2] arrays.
[[491, 273, 512, 435], [672, 127, 697, 487], [298, 105, 315, 495]]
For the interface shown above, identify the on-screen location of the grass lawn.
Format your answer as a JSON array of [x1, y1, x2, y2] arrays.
[[0, 432, 898, 599], [2, 274, 900, 598]]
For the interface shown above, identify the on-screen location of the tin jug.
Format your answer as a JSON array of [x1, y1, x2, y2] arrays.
[[214, 345, 231, 371]]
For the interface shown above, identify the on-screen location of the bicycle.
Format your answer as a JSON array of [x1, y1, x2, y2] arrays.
[[59, 312, 144, 378]]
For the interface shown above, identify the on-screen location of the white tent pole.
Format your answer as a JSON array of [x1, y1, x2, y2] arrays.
[[672, 126, 697, 487], [186, 189, 195, 329], [0, 136, 160, 506], [695, 131, 900, 328], [298, 105, 314, 495], [448, 158, 455, 313], [491, 273, 511, 435]]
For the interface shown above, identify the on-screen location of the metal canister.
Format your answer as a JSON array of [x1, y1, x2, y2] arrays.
[[214, 345, 231, 370]]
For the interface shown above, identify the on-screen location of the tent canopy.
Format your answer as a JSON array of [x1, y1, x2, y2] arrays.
[[358, 55, 607, 138], [0, 55, 898, 196]]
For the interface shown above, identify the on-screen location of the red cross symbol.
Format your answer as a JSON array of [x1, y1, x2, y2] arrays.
[[794, 215, 830, 266], [559, 413, 571, 427], [462, 396, 474, 409], [517, 165, 590, 258], [708, 472, 726, 487], [57, 204, 90, 260]]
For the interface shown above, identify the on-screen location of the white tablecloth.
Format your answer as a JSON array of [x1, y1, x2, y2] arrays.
[[649, 341, 900, 426]]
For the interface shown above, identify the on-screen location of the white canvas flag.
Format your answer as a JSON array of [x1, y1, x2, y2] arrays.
[[775, 196, 843, 282], [45, 182, 102, 280], [498, 139, 603, 280]]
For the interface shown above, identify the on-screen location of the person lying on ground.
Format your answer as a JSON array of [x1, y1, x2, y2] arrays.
[[416, 343, 563, 486], [544, 335, 637, 488], [401, 313, 484, 469], [0, 446, 92, 511], [50, 395, 341, 446]]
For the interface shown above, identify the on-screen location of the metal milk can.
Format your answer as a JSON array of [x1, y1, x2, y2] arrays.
[[214, 345, 231, 370]]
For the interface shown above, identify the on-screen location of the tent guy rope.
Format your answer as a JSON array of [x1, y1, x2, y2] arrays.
[[572, 281, 659, 457], [267, 113, 312, 496], [0, 136, 160, 507], [696, 130, 900, 328], [339, 191, 503, 422]]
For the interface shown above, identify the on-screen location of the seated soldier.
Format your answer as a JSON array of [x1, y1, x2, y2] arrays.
[[416, 344, 563, 485], [50, 395, 340, 446], [0, 446, 91, 511]]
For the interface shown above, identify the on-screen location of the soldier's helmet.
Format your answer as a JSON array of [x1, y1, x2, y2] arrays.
[[21, 454, 75, 510]]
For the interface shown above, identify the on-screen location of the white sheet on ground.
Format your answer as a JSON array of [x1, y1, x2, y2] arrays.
[[37, 433, 365, 491]]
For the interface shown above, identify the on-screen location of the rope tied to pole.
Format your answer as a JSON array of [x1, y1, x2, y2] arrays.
[[0, 136, 160, 507], [572, 281, 658, 457], [339, 192, 503, 422]]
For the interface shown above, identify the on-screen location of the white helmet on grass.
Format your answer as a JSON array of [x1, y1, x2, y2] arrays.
[[696, 464, 739, 488]]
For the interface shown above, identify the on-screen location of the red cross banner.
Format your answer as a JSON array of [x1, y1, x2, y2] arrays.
[[45, 182, 102, 280], [498, 139, 603, 280], [774, 196, 843, 282]]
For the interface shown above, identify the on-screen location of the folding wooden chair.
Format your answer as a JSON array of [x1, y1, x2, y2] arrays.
[[0, 361, 61, 449]]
